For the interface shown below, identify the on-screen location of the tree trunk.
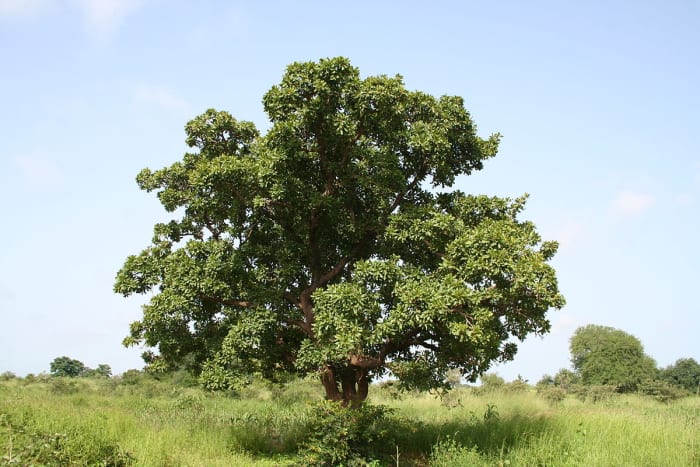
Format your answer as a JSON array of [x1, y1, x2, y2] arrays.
[[321, 365, 369, 408]]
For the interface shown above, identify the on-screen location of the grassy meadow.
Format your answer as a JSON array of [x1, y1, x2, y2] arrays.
[[1, 375, 698, 466]]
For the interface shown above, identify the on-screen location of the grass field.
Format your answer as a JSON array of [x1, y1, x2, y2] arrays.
[[1, 375, 698, 466]]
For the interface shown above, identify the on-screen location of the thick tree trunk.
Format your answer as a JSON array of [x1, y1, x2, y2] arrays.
[[321, 365, 369, 408]]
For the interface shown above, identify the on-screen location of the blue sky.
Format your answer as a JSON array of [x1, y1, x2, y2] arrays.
[[1, 0, 698, 382]]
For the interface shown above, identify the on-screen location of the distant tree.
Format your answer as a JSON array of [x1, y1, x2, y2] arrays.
[[659, 358, 700, 393], [480, 373, 506, 391], [570, 325, 656, 392], [93, 364, 113, 378], [553, 368, 580, 390], [536, 374, 555, 388], [50, 356, 87, 378]]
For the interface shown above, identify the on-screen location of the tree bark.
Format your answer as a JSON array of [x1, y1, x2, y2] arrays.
[[321, 366, 369, 408]]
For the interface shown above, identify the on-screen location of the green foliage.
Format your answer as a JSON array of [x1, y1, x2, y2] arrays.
[[299, 401, 409, 466], [115, 57, 564, 404], [0, 412, 134, 466], [570, 325, 656, 392], [49, 356, 87, 378], [637, 379, 689, 403], [506, 375, 530, 393], [537, 386, 567, 404], [430, 436, 487, 467], [477, 373, 506, 393], [118, 369, 145, 385], [659, 358, 700, 393], [0, 372, 16, 381], [553, 368, 580, 390], [1, 377, 699, 465], [49, 377, 80, 395]]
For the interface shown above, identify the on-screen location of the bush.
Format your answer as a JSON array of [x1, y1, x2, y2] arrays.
[[472, 373, 506, 395], [430, 436, 487, 467], [638, 379, 689, 403], [0, 371, 16, 381], [299, 402, 407, 466], [0, 412, 134, 466], [49, 377, 80, 395], [537, 386, 567, 404], [575, 385, 618, 403], [506, 376, 530, 393]]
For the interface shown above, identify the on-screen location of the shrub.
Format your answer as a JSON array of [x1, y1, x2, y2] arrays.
[[506, 376, 530, 393], [0, 371, 16, 381], [430, 436, 487, 467], [575, 385, 618, 403], [472, 373, 506, 395], [537, 386, 567, 404], [299, 402, 406, 466], [49, 377, 80, 395], [638, 379, 689, 403], [0, 412, 134, 466]]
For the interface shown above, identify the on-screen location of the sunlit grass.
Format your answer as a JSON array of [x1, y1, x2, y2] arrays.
[[1, 377, 698, 466]]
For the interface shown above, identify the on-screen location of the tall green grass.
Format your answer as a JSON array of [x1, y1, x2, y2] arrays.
[[1, 376, 698, 466]]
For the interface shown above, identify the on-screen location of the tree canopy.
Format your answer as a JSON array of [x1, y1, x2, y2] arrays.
[[570, 324, 656, 392], [659, 358, 700, 393], [115, 57, 564, 406], [50, 356, 87, 378]]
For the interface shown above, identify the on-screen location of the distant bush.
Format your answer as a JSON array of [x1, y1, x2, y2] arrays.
[[575, 385, 618, 403], [472, 373, 506, 395], [49, 377, 80, 395], [119, 369, 143, 384], [537, 386, 567, 404], [0, 371, 16, 381], [506, 376, 530, 393], [637, 379, 689, 403]]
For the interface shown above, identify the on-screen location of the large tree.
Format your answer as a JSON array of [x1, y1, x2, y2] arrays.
[[115, 57, 564, 407], [570, 324, 656, 392]]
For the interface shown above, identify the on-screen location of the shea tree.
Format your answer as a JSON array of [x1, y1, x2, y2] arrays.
[[115, 57, 564, 407]]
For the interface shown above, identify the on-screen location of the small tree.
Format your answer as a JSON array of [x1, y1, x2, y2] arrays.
[[659, 358, 700, 393], [94, 364, 113, 378], [570, 325, 656, 392], [115, 57, 565, 407], [50, 356, 87, 378]]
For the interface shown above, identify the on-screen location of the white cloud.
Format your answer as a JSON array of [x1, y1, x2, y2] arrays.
[[73, 0, 147, 41], [609, 191, 655, 217], [133, 83, 189, 112], [14, 156, 64, 189]]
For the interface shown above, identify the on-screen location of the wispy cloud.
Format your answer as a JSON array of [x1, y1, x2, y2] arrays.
[[0, 0, 148, 40], [73, 0, 147, 41], [14, 155, 64, 189], [609, 191, 655, 217], [0, 0, 52, 20], [133, 83, 189, 112]]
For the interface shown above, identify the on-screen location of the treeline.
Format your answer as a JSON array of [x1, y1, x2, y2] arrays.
[[534, 324, 699, 403]]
